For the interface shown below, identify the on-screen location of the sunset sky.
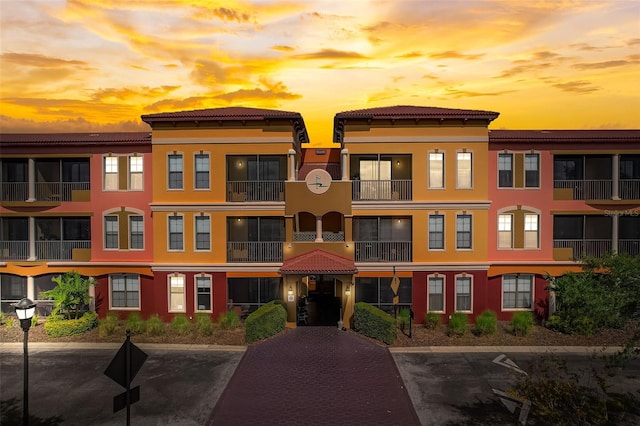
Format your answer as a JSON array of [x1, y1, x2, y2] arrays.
[[1, 0, 638, 146]]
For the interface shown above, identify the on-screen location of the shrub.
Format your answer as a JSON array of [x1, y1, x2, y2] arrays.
[[511, 311, 534, 336], [171, 314, 192, 336], [41, 271, 94, 319], [271, 299, 287, 312], [44, 311, 98, 337], [424, 312, 441, 330], [447, 312, 468, 337], [195, 313, 214, 336], [126, 312, 146, 335], [31, 313, 39, 328], [5, 316, 14, 328], [473, 310, 497, 336], [397, 308, 411, 329], [353, 302, 396, 345], [146, 314, 165, 336], [218, 310, 240, 330], [245, 301, 286, 343], [98, 311, 120, 337], [0, 311, 5, 325]]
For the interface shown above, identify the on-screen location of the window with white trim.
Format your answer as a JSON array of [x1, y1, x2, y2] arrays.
[[429, 152, 444, 189], [169, 274, 185, 312], [457, 152, 472, 189], [456, 214, 472, 249], [503, 274, 533, 309], [129, 156, 143, 190], [195, 215, 210, 251], [429, 214, 444, 250], [105, 216, 119, 249], [428, 275, 445, 312], [110, 274, 140, 308], [455, 275, 472, 312], [524, 153, 540, 188], [498, 214, 513, 248], [195, 154, 210, 189], [524, 214, 539, 249], [168, 215, 184, 251], [498, 153, 513, 187], [129, 216, 143, 249], [195, 275, 212, 311], [104, 156, 119, 190], [168, 154, 183, 189]]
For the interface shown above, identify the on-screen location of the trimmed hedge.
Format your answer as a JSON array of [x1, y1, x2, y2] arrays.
[[354, 302, 396, 345], [44, 311, 98, 337], [245, 301, 286, 343]]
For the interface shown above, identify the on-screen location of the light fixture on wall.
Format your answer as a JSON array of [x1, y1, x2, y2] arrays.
[[345, 284, 351, 296], [288, 286, 293, 296], [396, 160, 400, 166]]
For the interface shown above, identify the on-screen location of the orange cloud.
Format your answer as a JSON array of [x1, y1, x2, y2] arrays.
[[292, 49, 368, 60], [552, 80, 600, 94]]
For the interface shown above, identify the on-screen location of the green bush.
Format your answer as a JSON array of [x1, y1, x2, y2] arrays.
[[218, 310, 240, 330], [44, 311, 98, 337], [353, 302, 396, 345], [424, 312, 441, 330], [245, 301, 286, 343], [271, 299, 287, 312], [397, 308, 411, 328], [98, 312, 120, 337], [511, 311, 534, 336], [146, 314, 165, 336], [31, 313, 39, 328], [126, 312, 146, 335], [473, 310, 497, 336], [5, 316, 14, 328], [195, 313, 214, 336], [447, 312, 468, 337], [171, 314, 192, 336]]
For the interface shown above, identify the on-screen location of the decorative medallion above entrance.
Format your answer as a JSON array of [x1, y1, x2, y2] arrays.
[[305, 168, 332, 194]]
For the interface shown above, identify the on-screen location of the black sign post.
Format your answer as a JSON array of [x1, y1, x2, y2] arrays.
[[104, 330, 148, 425]]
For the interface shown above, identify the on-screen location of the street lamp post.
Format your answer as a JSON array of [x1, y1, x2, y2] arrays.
[[14, 298, 36, 426]]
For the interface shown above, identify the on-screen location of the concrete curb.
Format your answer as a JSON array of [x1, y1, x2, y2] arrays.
[[389, 345, 627, 354], [0, 342, 247, 352]]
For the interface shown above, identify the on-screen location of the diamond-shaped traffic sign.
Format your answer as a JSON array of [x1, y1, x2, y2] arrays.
[[104, 337, 148, 389]]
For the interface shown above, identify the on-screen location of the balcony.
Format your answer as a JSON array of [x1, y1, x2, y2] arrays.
[[620, 180, 640, 200], [293, 231, 345, 242], [227, 241, 283, 262], [0, 241, 29, 260], [554, 180, 612, 200], [352, 180, 412, 201], [355, 241, 412, 262], [619, 240, 640, 257], [0, 182, 89, 202], [553, 239, 612, 259], [227, 181, 285, 202], [35, 240, 90, 260]]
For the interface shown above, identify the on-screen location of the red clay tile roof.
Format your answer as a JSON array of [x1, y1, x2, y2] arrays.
[[0, 132, 151, 147], [335, 105, 500, 121], [279, 249, 357, 274], [141, 107, 303, 123], [489, 129, 640, 142]]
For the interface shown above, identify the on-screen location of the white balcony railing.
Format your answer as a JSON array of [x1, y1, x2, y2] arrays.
[[227, 241, 283, 262], [0, 241, 29, 260], [620, 180, 640, 200], [553, 239, 612, 259], [0, 182, 29, 202], [355, 241, 412, 262], [554, 180, 612, 200], [352, 180, 412, 201], [227, 181, 285, 202], [35, 240, 90, 260], [619, 240, 640, 257]]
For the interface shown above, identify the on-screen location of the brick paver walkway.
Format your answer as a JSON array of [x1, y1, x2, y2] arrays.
[[209, 327, 420, 425]]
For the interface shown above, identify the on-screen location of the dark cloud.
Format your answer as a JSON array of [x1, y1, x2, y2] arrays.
[[552, 80, 600, 94], [573, 60, 633, 70], [0, 114, 149, 133]]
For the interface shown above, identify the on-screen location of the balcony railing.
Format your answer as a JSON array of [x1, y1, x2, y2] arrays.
[[293, 231, 345, 242], [619, 240, 640, 257], [355, 241, 412, 262], [620, 180, 640, 200], [553, 239, 612, 259], [227, 241, 283, 262], [35, 240, 90, 260], [352, 180, 412, 201], [0, 241, 29, 260], [227, 181, 285, 202], [0, 182, 89, 202], [554, 179, 612, 200], [0, 182, 28, 202]]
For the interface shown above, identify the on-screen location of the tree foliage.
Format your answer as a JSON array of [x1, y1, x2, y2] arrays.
[[41, 271, 94, 319]]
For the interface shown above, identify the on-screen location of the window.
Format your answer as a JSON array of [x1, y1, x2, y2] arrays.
[[498, 153, 513, 187], [110, 274, 140, 308], [457, 152, 472, 189], [428, 276, 444, 312], [524, 214, 539, 248], [169, 275, 185, 312], [129, 156, 143, 190], [129, 216, 143, 249], [524, 153, 539, 187], [429, 152, 444, 188], [105, 216, 119, 249], [554, 156, 583, 180], [168, 154, 183, 189], [456, 214, 472, 249], [498, 214, 513, 249], [195, 275, 212, 311], [227, 277, 283, 313], [168, 216, 184, 251], [429, 214, 444, 250], [355, 277, 412, 310], [455, 275, 472, 312], [195, 215, 210, 251], [503, 274, 533, 309], [195, 154, 210, 189], [104, 156, 119, 190]]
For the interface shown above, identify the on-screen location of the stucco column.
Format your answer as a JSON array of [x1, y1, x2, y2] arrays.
[[612, 214, 619, 254], [288, 149, 296, 181], [26, 276, 35, 300], [612, 154, 620, 200], [28, 216, 36, 261], [341, 148, 349, 181], [315, 216, 323, 242], [28, 158, 36, 201]]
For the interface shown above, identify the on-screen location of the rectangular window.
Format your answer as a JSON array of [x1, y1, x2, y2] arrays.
[[195, 216, 211, 251], [429, 214, 444, 250], [195, 154, 210, 189], [429, 152, 444, 188], [129, 156, 143, 190], [524, 153, 539, 187], [524, 214, 539, 249], [498, 214, 513, 249], [457, 152, 472, 189], [105, 216, 119, 249], [168, 154, 183, 189], [104, 156, 119, 190], [503, 274, 533, 309], [169, 275, 185, 312], [498, 153, 513, 187], [168, 216, 184, 250], [455, 276, 472, 312], [195, 276, 212, 311], [456, 214, 472, 249], [129, 216, 143, 249], [428, 276, 444, 312], [110, 274, 140, 308]]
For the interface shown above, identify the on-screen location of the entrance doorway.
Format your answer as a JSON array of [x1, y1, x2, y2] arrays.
[[299, 275, 340, 326]]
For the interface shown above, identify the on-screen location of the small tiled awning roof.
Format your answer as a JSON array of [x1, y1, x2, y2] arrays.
[[279, 249, 357, 275]]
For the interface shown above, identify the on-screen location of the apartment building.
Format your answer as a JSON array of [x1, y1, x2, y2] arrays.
[[1, 106, 638, 327]]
